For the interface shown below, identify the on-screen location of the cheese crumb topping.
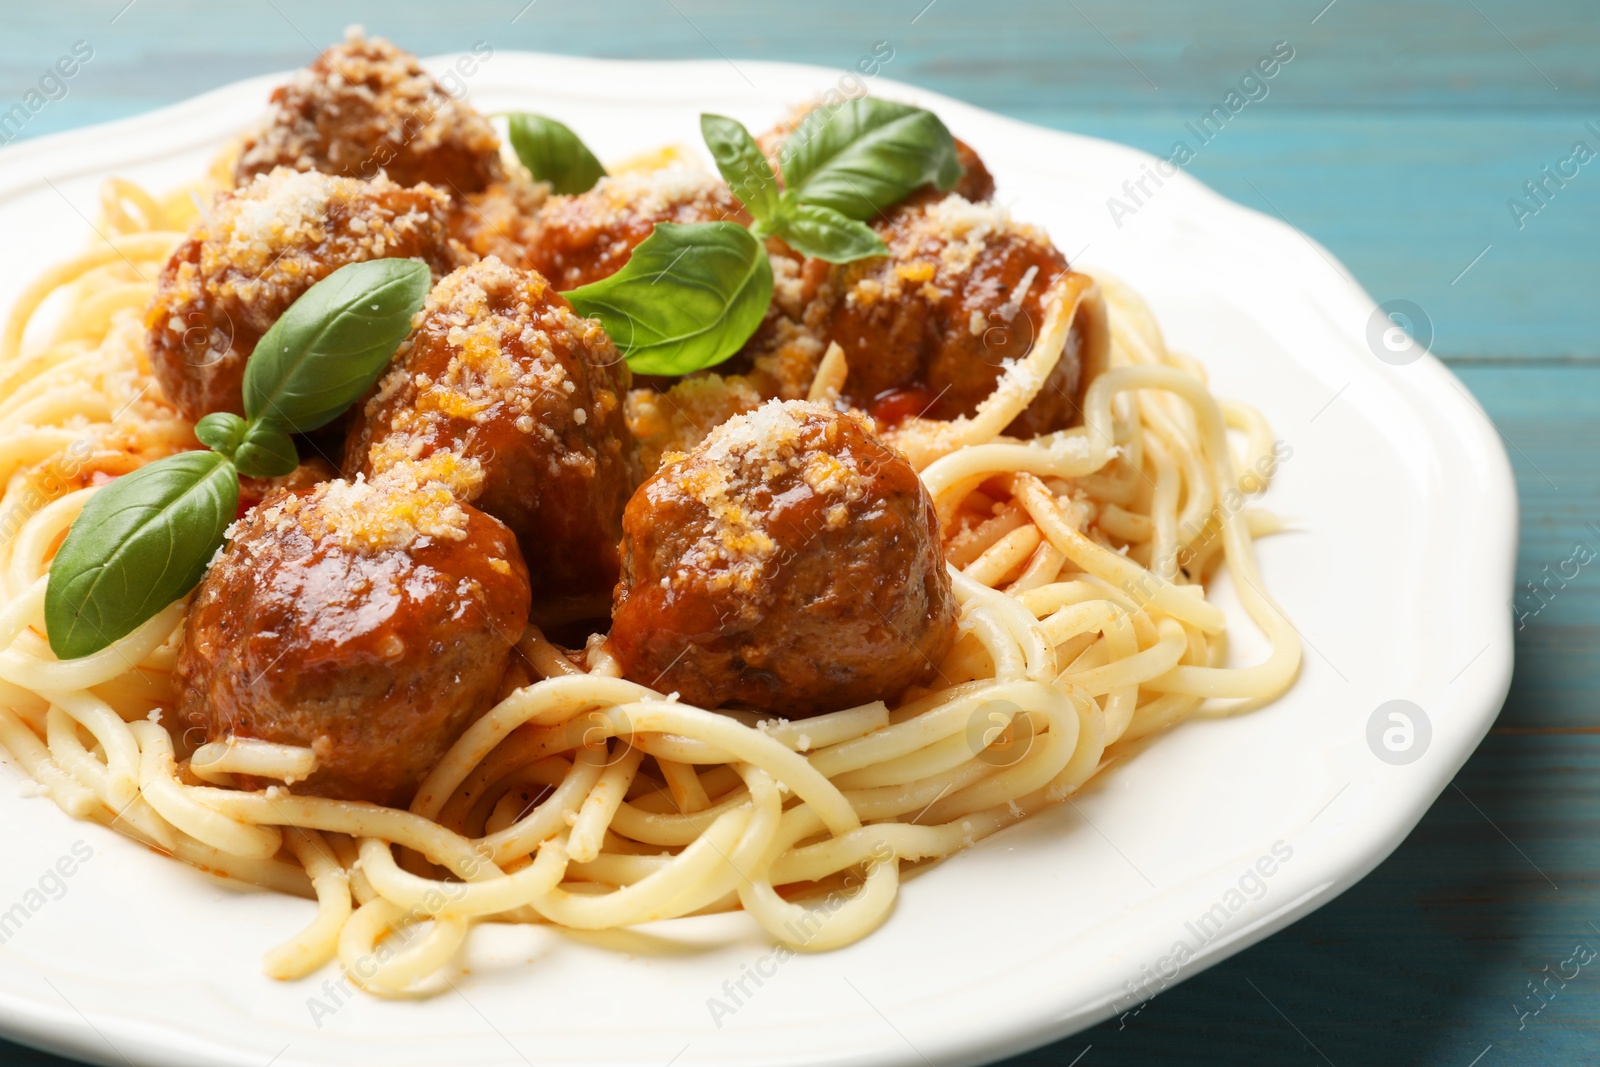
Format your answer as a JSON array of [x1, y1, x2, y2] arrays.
[[846, 194, 1049, 310], [649, 400, 877, 595], [261, 454, 482, 554], [166, 167, 452, 337], [580, 167, 733, 230]]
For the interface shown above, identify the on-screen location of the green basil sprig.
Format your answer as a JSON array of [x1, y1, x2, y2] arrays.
[[196, 414, 299, 479], [700, 113, 885, 265], [777, 98, 962, 220], [700, 114, 780, 222], [45, 258, 430, 659], [564, 222, 772, 376], [44, 451, 238, 661], [771, 201, 892, 263], [507, 113, 607, 195], [246, 259, 432, 434]]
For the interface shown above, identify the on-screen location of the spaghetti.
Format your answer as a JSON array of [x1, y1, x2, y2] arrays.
[[0, 162, 1299, 996]]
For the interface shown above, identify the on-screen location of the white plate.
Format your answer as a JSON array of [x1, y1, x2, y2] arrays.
[[0, 53, 1514, 1067]]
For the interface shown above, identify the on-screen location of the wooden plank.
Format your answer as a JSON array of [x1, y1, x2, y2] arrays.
[[5, 0, 1597, 113], [1053, 113, 1600, 360], [1454, 365, 1600, 731]]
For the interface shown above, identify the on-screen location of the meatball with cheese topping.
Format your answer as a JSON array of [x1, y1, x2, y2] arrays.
[[234, 30, 547, 265], [236, 28, 504, 194], [177, 460, 530, 807], [609, 400, 957, 716], [523, 167, 747, 290], [344, 258, 637, 597], [145, 167, 459, 422], [826, 194, 1104, 437]]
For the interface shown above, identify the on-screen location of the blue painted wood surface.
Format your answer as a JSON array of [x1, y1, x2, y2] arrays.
[[1, 2, 1597, 1064]]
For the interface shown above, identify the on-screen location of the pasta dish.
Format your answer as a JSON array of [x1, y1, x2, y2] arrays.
[[0, 29, 1300, 996]]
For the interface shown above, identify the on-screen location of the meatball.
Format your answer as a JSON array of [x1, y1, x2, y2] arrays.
[[523, 167, 747, 290], [609, 400, 957, 716], [177, 462, 531, 806], [826, 194, 1098, 437], [236, 28, 504, 194], [145, 167, 458, 422], [344, 258, 637, 597]]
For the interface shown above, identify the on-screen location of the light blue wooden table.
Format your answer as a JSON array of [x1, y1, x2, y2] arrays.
[[3, 2, 1597, 1064]]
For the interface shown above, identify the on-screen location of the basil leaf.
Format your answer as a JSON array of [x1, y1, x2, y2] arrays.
[[507, 113, 606, 195], [46, 451, 238, 660], [563, 222, 772, 377], [770, 199, 888, 264], [194, 412, 246, 456], [244, 258, 431, 435], [700, 113, 779, 223], [233, 424, 299, 479], [778, 99, 962, 221]]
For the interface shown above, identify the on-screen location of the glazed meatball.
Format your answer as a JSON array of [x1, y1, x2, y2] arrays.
[[610, 400, 957, 716], [523, 167, 747, 290], [177, 462, 531, 806], [344, 258, 637, 597], [827, 194, 1098, 437], [236, 28, 504, 194], [145, 167, 458, 422]]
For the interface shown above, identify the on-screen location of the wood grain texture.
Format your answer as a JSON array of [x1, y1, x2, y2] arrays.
[[0, 2, 1595, 1065]]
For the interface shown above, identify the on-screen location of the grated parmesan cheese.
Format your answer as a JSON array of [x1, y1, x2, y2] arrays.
[[263, 457, 480, 554], [648, 399, 879, 597]]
